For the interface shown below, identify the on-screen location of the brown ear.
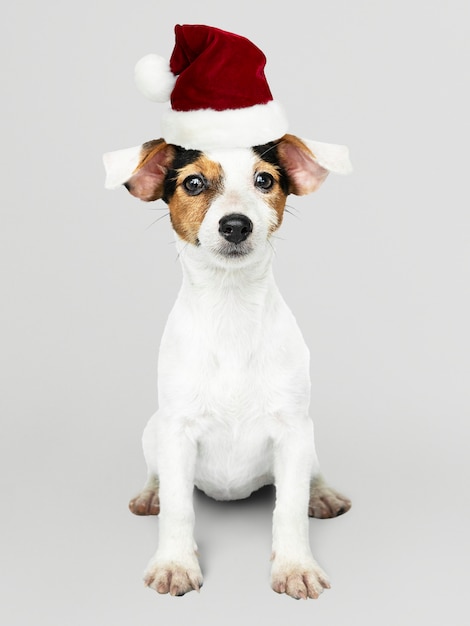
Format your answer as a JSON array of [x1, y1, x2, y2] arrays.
[[277, 134, 330, 195], [123, 139, 175, 201]]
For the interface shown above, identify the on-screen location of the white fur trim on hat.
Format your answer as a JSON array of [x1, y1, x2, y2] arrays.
[[161, 100, 289, 150], [103, 145, 142, 189], [135, 54, 176, 102], [303, 138, 353, 174]]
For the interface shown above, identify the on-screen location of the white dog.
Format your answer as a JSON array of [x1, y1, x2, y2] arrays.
[[104, 132, 352, 599]]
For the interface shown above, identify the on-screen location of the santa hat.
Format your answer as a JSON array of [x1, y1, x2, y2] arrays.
[[103, 25, 352, 189], [134, 24, 289, 150]]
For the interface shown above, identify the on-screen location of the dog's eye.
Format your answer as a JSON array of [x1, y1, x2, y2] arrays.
[[183, 175, 206, 196], [254, 172, 274, 191]]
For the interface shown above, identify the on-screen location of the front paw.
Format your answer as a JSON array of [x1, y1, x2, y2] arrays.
[[144, 558, 203, 596], [271, 558, 330, 600]]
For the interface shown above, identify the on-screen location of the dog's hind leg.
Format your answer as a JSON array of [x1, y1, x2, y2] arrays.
[[308, 474, 351, 519], [128, 413, 161, 515], [129, 474, 160, 516]]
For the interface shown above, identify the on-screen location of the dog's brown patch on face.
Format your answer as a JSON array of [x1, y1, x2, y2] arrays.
[[168, 155, 224, 244], [253, 159, 289, 232]]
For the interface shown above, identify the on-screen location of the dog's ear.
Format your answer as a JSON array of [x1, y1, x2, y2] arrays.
[[103, 139, 175, 201], [277, 134, 352, 196]]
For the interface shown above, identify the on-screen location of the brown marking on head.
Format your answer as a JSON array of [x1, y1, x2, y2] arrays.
[[253, 157, 289, 232], [168, 154, 224, 245]]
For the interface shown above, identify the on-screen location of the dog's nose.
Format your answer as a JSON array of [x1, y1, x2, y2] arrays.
[[218, 214, 253, 244]]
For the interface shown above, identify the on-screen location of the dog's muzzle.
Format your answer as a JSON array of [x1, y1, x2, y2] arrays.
[[218, 214, 253, 244]]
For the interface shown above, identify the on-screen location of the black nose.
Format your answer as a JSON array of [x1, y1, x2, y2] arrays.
[[218, 214, 253, 244]]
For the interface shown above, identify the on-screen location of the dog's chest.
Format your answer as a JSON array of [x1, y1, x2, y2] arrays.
[[157, 280, 310, 421]]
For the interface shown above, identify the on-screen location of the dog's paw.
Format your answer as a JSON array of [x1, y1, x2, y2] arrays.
[[271, 558, 330, 600], [144, 559, 203, 596], [309, 482, 351, 519], [129, 489, 160, 516]]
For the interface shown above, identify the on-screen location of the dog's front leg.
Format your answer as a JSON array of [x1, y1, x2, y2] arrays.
[[143, 421, 202, 596], [271, 419, 330, 600]]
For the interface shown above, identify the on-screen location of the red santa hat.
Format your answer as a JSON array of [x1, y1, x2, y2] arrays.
[[134, 24, 289, 150]]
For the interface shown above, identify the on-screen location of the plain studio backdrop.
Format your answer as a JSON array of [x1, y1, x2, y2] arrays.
[[1, 1, 469, 624]]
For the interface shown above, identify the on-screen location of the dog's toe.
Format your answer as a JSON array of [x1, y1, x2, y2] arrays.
[[309, 483, 351, 519], [129, 489, 160, 516], [144, 561, 203, 596], [271, 559, 330, 600]]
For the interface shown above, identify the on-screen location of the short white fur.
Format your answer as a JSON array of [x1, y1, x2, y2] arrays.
[[112, 145, 353, 599]]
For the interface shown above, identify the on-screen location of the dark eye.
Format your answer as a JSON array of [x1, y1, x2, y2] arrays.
[[254, 172, 274, 191], [183, 175, 206, 196]]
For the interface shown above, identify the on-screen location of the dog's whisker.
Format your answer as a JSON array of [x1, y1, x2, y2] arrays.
[[257, 142, 280, 159], [284, 208, 300, 220], [175, 242, 190, 262], [285, 203, 300, 214], [145, 212, 170, 230], [267, 239, 277, 255]]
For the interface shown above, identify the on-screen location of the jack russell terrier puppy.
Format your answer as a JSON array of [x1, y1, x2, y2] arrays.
[[104, 24, 352, 600]]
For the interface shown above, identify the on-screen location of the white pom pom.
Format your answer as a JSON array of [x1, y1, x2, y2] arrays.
[[134, 54, 176, 102]]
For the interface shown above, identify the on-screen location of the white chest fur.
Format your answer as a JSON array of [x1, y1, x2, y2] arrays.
[[159, 247, 310, 414], [153, 244, 311, 498]]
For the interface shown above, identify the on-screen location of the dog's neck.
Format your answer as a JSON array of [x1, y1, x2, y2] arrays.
[[176, 239, 279, 308]]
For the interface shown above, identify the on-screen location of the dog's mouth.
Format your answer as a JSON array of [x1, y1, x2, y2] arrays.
[[216, 241, 253, 258]]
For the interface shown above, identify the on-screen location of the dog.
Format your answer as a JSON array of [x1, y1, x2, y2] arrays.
[[103, 132, 352, 599]]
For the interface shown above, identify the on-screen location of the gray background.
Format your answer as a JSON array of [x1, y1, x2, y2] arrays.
[[1, 1, 469, 624]]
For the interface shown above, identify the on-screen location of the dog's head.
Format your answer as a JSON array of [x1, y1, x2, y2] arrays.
[[104, 134, 351, 268]]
